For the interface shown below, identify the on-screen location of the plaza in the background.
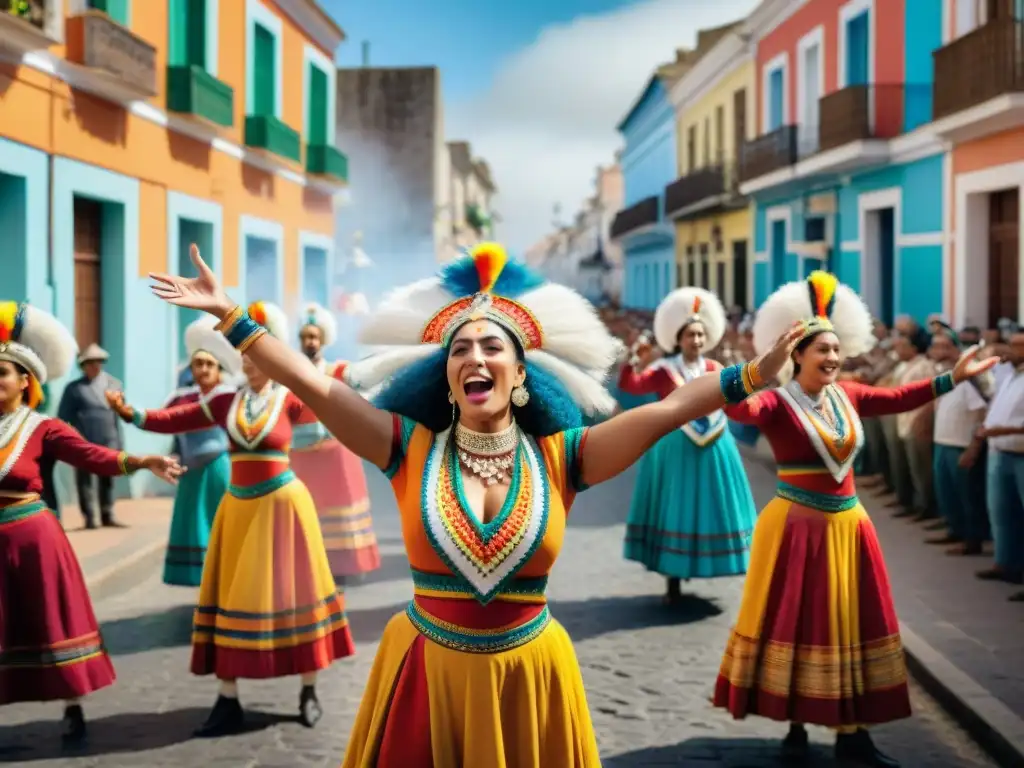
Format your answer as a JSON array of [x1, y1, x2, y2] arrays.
[[0, 0, 347, 494]]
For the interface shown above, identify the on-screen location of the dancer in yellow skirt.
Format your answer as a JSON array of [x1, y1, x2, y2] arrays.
[[146, 242, 806, 768], [712, 272, 996, 768], [107, 302, 353, 736]]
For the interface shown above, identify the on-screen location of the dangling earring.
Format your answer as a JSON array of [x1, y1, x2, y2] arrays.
[[447, 390, 455, 404], [511, 384, 530, 407]]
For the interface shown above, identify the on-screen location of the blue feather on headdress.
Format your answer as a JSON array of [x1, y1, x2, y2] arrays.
[[439, 243, 546, 299]]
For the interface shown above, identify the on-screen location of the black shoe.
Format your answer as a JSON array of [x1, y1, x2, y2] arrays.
[[61, 704, 87, 746], [781, 723, 809, 762], [835, 729, 900, 767], [83, 518, 98, 530], [101, 517, 128, 529], [194, 695, 244, 737], [299, 685, 322, 728]]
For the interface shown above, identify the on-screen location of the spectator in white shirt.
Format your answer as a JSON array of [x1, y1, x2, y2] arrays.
[[976, 331, 1024, 596], [930, 326, 990, 555], [894, 329, 938, 522]]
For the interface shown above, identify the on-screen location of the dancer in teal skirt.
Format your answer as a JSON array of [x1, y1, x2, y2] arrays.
[[161, 316, 239, 586], [619, 288, 757, 603]]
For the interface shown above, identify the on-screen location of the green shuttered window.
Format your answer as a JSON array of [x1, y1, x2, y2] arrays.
[[307, 63, 328, 144], [168, 0, 207, 69], [88, 0, 130, 26], [253, 23, 276, 116]]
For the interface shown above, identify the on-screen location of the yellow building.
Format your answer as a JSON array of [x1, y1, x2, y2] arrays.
[[665, 21, 756, 310]]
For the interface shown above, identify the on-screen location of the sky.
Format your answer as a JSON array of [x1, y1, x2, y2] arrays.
[[322, 0, 761, 253]]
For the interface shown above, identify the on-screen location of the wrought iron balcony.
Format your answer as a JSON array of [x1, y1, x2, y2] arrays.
[[610, 196, 659, 239], [739, 125, 797, 183], [167, 65, 234, 127], [933, 17, 1024, 120], [664, 164, 742, 218], [818, 84, 924, 152], [65, 10, 157, 101]]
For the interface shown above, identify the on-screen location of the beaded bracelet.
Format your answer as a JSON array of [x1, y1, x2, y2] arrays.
[[931, 370, 955, 398], [720, 362, 764, 405], [117, 451, 131, 476], [216, 306, 267, 352]]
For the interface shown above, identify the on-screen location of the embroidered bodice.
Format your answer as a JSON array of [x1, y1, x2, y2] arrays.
[[0, 406, 126, 506], [290, 359, 346, 451], [725, 377, 949, 499], [618, 355, 726, 446], [163, 384, 231, 466], [384, 414, 588, 653], [134, 384, 305, 493]]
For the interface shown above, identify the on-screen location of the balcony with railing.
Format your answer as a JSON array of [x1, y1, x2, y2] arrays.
[[739, 125, 797, 183], [65, 9, 157, 102], [0, 0, 55, 53], [933, 17, 1024, 120], [610, 196, 659, 239], [818, 84, 915, 152], [664, 164, 742, 218]]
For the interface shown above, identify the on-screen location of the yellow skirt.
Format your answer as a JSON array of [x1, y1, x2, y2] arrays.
[[342, 611, 601, 767], [190, 478, 355, 679], [713, 495, 911, 725]]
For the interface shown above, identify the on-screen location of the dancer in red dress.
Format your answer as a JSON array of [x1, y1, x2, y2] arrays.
[[292, 303, 379, 582], [0, 301, 181, 744], [711, 273, 996, 767]]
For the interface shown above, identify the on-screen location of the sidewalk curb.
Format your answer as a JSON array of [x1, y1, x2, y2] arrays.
[[85, 538, 166, 603], [737, 441, 1024, 768]]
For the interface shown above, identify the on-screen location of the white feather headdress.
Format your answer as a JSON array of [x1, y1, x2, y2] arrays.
[[185, 315, 242, 375], [653, 287, 727, 353], [248, 301, 289, 341], [752, 271, 875, 381], [346, 243, 620, 416], [299, 302, 337, 347], [0, 302, 78, 384]]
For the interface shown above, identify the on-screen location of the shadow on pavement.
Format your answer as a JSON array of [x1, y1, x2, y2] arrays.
[[603, 736, 835, 766], [552, 593, 722, 643], [0, 707, 293, 762], [100, 603, 196, 655]]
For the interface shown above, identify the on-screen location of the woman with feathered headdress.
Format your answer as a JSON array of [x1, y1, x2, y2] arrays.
[[711, 272, 996, 767], [147, 242, 805, 767], [619, 287, 757, 602], [156, 316, 241, 587], [0, 302, 182, 744], [106, 300, 354, 737]]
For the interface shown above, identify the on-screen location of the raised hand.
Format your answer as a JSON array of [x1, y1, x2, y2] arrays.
[[953, 344, 999, 384], [142, 455, 185, 485], [149, 244, 233, 319], [752, 322, 805, 385]]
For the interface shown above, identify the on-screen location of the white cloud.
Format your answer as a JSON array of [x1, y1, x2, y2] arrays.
[[445, 0, 760, 253]]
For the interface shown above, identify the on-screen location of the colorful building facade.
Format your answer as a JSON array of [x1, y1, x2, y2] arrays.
[[666, 22, 756, 311], [614, 59, 684, 311], [740, 0, 947, 325], [936, 0, 1024, 328], [0, 0, 347, 494]]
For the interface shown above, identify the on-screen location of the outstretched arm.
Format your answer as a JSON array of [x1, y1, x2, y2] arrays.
[[580, 362, 763, 487], [44, 420, 182, 482]]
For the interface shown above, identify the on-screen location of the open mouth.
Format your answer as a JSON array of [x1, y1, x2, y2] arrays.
[[819, 364, 838, 376], [463, 378, 494, 404]]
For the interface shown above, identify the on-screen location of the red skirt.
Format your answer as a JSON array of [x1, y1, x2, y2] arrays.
[[713, 496, 911, 727], [0, 501, 115, 704]]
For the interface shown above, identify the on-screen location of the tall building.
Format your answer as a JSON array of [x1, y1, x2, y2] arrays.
[[0, 0, 348, 495], [438, 140, 497, 261]]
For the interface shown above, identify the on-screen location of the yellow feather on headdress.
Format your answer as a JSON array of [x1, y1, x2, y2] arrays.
[[470, 242, 508, 294], [806, 271, 838, 319]]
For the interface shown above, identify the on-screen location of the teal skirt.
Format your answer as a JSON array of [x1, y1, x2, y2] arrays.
[[164, 452, 230, 587], [623, 427, 756, 579]]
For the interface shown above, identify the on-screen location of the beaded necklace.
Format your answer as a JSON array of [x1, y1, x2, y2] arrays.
[[454, 420, 519, 486]]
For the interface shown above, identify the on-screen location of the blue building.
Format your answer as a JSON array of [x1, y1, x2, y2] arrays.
[[741, 0, 947, 325], [614, 60, 683, 311]]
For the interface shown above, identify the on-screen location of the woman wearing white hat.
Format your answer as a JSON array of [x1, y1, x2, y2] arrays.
[[619, 287, 757, 602], [0, 301, 181, 744], [712, 272, 996, 767], [158, 316, 241, 586]]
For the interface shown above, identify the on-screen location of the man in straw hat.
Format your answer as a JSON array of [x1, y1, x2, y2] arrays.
[[57, 343, 126, 529]]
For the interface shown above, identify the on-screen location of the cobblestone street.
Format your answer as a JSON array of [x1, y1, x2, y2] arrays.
[[0, 458, 1000, 767]]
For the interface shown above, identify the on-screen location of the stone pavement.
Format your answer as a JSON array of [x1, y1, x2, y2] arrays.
[[0, 459, 1000, 767]]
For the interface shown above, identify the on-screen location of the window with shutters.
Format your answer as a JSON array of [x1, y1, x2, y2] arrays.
[[169, 0, 209, 70], [252, 23, 276, 116], [307, 63, 329, 145], [87, 0, 130, 26]]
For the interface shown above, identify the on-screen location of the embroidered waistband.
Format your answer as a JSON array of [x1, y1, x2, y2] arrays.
[[406, 599, 550, 654], [776, 481, 859, 512], [0, 499, 48, 524], [229, 469, 296, 499], [231, 451, 289, 462], [410, 569, 548, 603]]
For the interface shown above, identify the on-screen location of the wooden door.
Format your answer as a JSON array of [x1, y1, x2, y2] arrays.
[[988, 188, 1020, 327], [73, 198, 103, 350]]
